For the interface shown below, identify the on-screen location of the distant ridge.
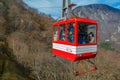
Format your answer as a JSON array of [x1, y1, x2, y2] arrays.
[[78, 4, 120, 11], [73, 4, 120, 50]]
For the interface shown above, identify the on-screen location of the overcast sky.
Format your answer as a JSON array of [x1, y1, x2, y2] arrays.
[[23, 0, 120, 19]]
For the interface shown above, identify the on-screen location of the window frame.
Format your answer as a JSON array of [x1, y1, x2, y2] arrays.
[[77, 22, 97, 45]]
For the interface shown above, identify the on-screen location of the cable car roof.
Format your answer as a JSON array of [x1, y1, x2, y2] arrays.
[[53, 18, 97, 25]]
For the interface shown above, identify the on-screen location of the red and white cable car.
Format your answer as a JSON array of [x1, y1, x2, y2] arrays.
[[52, 0, 98, 75], [52, 18, 98, 61]]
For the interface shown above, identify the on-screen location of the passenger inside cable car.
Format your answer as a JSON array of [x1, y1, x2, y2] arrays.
[[78, 25, 87, 44], [78, 22, 96, 44], [53, 27, 58, 41], [88, 32, 95, 43], [60, 25, 65, 41], [68, 23, 74, 43]]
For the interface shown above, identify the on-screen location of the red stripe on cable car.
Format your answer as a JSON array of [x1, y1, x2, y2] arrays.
[[53, 49, 96, 61]]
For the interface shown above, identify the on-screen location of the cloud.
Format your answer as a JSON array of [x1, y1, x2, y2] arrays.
[[23, 0, 120, 19]]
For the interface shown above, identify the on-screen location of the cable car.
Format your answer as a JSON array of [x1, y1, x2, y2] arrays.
[[52, 18, 98, 61], [52, 0, 98, 75]]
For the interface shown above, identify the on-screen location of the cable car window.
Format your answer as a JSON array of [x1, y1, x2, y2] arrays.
[[68, 23, 74, 43], [53, 27, 58, 41], [78, 22, 96, 44], [60, 24, 65, 41]]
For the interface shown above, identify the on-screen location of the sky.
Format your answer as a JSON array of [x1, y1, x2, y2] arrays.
[[22, 0, 120, 19]]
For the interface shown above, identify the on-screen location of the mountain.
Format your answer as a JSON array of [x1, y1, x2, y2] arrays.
[[73, 4, 120, 50], [0, 1, 120, 80]]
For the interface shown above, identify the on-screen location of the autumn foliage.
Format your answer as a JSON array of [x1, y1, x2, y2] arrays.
[[0, 0, 120, 80]]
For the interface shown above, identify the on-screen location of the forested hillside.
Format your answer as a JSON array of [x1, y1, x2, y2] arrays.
[[0, 0, 54, 79], [0, 0, 120, 80]]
